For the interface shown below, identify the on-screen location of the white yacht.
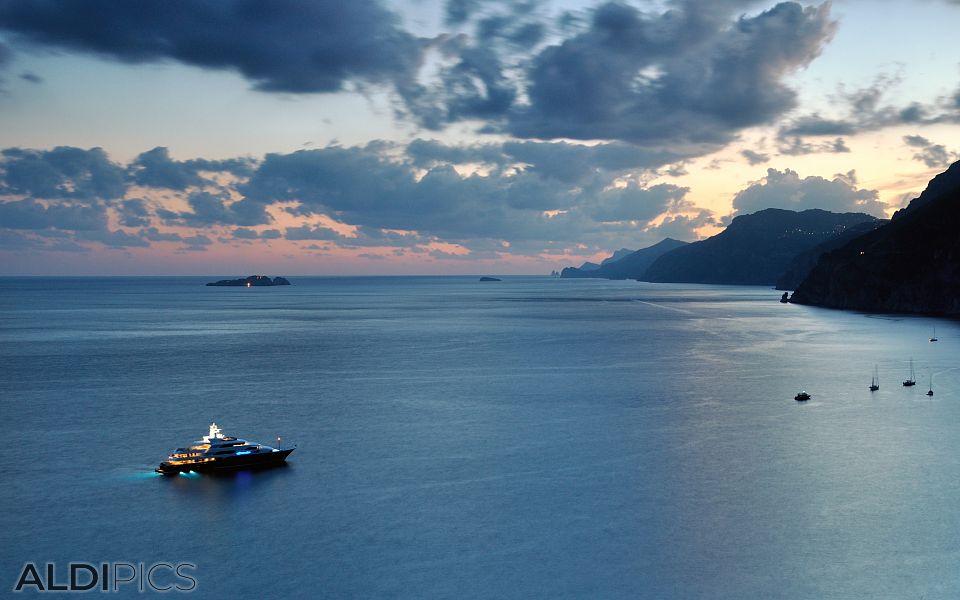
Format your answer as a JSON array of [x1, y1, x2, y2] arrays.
[[156, 423, 294, 475]]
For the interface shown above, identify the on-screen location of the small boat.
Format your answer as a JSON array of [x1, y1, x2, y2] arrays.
[[156, 423, 294, 475], [795, 391, 811, 401], [869, 365, 879, 392], [927, 374, 934, 396], [930, 326, 938, 342], [903, 358, 916, 387]]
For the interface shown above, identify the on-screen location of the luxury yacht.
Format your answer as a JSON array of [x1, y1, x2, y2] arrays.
[[156, 423, 294, 475]]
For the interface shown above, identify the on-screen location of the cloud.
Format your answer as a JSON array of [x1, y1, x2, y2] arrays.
[[240, 142, 692, 250], [164, 191, 272, 227], [0, 198, 107, 230], [117, 198, 150, 227], [777, 136, 849, 156], [284, 224, 347, 241], [741, 149, 770, 165], [140, 227, 182, 242], [502, 140, 695, 183], [643, 209, 717, 242], [780, 74, 960, 139], [0, 0, 421, 94], [586, 183, 688, 222], [180, 234, 212, 251], [0, 146, 126, 200], [78, 228, 150, 248], [406, 139, 506, 168], [505, 2, 836, 147], [903, 134, 957, 168], [732, 168, 885, 215], [129, 147, 253, 190], [19, 71, 41, 83], [0, 39, 11, 68]]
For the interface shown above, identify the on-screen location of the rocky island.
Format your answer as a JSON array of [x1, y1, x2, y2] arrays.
[[206, 275, 291, 287]]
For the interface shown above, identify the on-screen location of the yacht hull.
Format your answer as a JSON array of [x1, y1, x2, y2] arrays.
[[156, 448, 294, 475]]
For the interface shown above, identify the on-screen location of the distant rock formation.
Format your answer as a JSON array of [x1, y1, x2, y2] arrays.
[[479, 276, 501, 282], [561, 239, 686, 279], [206, 275, 291, 287], [642, 209, 878, 285], [791, 160, 960, 315], [775, 219, 887, 290]]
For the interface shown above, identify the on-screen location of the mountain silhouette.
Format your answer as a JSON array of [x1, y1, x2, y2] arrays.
[[791, 160, 960, 314]]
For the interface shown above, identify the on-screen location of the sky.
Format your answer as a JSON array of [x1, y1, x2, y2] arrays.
[[0, 0, 958, 275]]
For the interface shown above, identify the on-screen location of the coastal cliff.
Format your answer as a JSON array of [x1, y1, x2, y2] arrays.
[[643, 209, 878, 285], [775, 219, 886, 290], [790, 161, 960, 315], [561, 239, 686, 280]]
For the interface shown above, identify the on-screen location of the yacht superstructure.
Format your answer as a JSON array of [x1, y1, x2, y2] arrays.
[[156, 423, 293, 475]]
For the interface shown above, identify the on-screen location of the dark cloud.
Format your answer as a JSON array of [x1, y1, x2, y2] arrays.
[[741, 149, 770, 165], [19, 71, 41, 83], [0, 141, 707, 257], [129, 147, 253, 190], [777, 136, 849, 156], [903, 135, 957, 168], [406, 139, 505, 167], [0, 0, 421, 94], [0, 146, 126, 200], [502, 140, 695, 183], [284, 224, 347, 241], [164, 191, 272, 227], [0, 39, 11, 67], [241, 143, 688, 250], [0, 229, 85, 252], [506, 2, 835, 146], [586, 183, 688, 222], [438, 44, 517, 122], [0, 198, 107, 230], [140, 227, 182, 242], [780, 75, 960, 138], [780, 115, 856, 137], [117, 198, 150, 227], [445, 0, 480, 25], [232, 227, 260, 240], [76, 228, 150, 248], [180, 234, 212, 251], [644, 209, 717, 242], [732, 168, 884, 215], [346, 227, 427, 248]]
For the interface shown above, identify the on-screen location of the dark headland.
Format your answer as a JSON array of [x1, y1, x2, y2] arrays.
[[479, 276, 502, 282], [790, 160, 960, 315], [206, 275, 291, 287]]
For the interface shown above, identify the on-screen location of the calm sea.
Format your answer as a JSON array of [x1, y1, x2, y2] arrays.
[[1, 276, 958, 598]]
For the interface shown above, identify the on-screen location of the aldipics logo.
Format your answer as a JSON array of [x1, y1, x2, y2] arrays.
[[12, 562, 197, 593]]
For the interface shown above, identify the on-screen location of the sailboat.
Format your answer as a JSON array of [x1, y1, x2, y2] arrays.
[[903, 358, 917, 387], [869, 365, 879, 391], [927, 373, 934, 396], [930, 326, 938, 342]]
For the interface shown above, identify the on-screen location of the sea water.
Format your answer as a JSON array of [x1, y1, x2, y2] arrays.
[[1, 276, 958, 598]]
